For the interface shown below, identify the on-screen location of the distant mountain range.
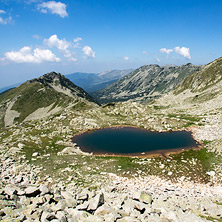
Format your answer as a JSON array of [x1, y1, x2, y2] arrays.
[[0, 83, 22, 94], [65, 69, 134, 93], [93, 63, 202, 104], [0, 69, 134, 95]]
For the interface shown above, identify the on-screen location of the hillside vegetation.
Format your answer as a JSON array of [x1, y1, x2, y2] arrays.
[[175, 57, 222, 94]]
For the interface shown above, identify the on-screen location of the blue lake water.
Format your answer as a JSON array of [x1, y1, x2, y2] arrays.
[[72, 127, 200, 156]]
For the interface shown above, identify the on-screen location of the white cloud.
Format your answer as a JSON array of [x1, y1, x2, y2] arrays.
[[159, 48, 173, 56], [0, 17, 6, 24], [69, 57, 77, 62], [0, 16, 12, 24], [63, 51, 77, 61], [159, 46, 191, 60], [40, 9, 47, 13], [0, 10, 6, 14], [174, 46, 191, 59], [44, 34, 70, 51], [74, 37, 82, 42], [44, 34, 78, 61], [142, 50, 149, 55], [26, 0, 41, 4], [0, 10, 12, 25], [38, 1, 68, 18], [73, 37, 82, 48], [1, 34, 94, 64], [33, 34, 42, 39], [3, 46, 60, 63], [123, 56, 129, 61], [82, 46, 95, 58]]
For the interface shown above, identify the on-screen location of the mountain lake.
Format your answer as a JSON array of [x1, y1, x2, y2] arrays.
[[72, 126, 201, 157]]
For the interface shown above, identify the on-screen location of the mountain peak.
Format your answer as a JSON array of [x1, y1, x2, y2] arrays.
[[27, 71, 62, 84], [140, 64, 160, 69], [0, 71, 98, 126], [41, 71, 62, 79], [98, 69, 113, 76], [183, 63, 192, 66], [32, 71, 65, 82]]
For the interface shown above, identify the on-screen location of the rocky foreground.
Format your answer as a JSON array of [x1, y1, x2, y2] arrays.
[[1, 142, 222, 222], [1, 100, 222, 221]]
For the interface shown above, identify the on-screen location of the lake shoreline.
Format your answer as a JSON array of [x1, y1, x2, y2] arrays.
[[91, 144, 204, 159], [71, 125, 203, 158]]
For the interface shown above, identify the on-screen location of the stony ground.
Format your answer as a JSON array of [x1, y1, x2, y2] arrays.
[[1, 101, 222, 221]]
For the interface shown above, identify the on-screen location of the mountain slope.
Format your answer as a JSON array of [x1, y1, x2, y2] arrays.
[[0, 72, 98, 127], [155, 57, 222, 113], [93, 63, 202, 104], [175, 57, 222, 94], [65, 69, 133, 93]]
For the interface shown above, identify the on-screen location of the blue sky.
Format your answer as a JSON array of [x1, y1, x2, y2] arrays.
[[0, 0, 222, 88]]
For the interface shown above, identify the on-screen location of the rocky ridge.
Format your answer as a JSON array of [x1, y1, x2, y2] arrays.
[[175, 57, 222, 94], [0, 72, 98, 127], [93, 63, 202, 104]]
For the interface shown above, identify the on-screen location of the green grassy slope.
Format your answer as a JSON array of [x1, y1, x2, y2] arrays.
[[175, 57, 222, 94]]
